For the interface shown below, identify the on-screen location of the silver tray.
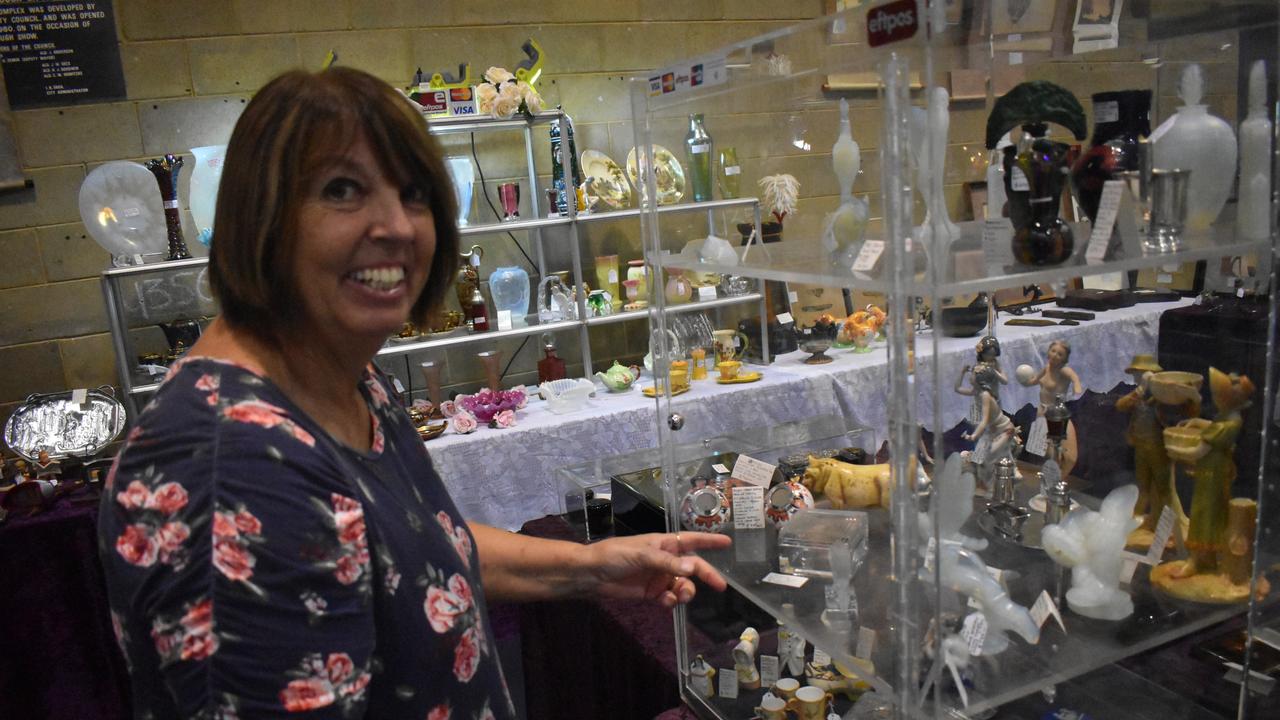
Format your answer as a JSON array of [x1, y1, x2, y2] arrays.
[[4, 387, 127, 461]]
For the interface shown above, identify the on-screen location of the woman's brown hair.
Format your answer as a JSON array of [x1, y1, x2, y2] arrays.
[[208, 67, 459, 342]]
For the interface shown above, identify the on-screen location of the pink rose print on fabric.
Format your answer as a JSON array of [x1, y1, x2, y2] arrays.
[[436, 511, 473, 569], [426, 704, 451, 720], [195, 373, 220, 406], [212, 507, 263, 583], [145, 482, 189, 514], [116, 523, 158, 567], [116, 480, 150, 510], [364, 373, 391, 409], [453, 626, 480, 682], [279, 653, 370, 713], [330, 494, 370, 586], [370, 413, 385, 454], [223, 399, 316, 448], [424, 581, 470, 634], [150, 597, 219, 668]]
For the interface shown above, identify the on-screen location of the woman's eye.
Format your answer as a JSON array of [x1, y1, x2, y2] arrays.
[[322, 178, 363, 202], [401, 184, 428, 205]]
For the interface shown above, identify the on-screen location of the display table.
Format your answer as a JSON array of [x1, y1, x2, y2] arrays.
[[429, 300, 1187, 530]]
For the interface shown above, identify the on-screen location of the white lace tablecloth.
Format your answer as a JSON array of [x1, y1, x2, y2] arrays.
[[428, 299, 1188, 530]]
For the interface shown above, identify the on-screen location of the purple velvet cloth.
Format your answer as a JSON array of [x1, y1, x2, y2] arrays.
[[0, 486, 131, 720], [514, 515, 716, 720]]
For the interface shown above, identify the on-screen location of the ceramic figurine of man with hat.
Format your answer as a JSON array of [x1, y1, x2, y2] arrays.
[[1115, 354, 1177, 547]]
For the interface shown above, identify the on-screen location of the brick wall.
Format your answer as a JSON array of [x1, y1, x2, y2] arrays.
[[0, 0, 826, 419]]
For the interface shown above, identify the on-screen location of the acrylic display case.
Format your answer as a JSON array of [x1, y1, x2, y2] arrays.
[[629, 3, 1280, 718]]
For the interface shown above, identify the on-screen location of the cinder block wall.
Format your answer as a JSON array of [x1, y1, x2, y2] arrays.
[[0, 0, 825, 420]]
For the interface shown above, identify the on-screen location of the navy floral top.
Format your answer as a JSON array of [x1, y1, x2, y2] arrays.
[[98, 357, 515, 720]]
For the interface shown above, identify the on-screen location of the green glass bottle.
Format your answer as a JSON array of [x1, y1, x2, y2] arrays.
[[685, 113, 713, 202]]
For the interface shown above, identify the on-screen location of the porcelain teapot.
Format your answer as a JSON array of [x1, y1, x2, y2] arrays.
[[595, 361, 639, 392]]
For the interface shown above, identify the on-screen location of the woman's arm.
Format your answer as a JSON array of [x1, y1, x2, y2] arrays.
[[954, 365, 974, 395], [1065, 367, 1083, 397], [471, 523, 730, 607], [963, 392, 993, 441]]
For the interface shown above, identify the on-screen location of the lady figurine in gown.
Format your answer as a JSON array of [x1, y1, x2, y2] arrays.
[[956, 338, 1013, 492], [1115, 355, 1177, 547], [1018, 340, 1082, 475], [1152, 367, 1267, 603]]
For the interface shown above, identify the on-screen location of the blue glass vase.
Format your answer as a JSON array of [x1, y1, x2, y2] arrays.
[[488, 266, 530, 326]]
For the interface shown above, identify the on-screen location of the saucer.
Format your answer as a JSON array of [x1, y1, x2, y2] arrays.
[[1027, 493, 1080, 514], [643, 385, 691, 398], [716, 371, 762, 384]]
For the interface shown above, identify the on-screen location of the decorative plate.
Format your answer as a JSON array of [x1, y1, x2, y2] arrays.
[[78, 161, 168, 259], [642, 384, 691, 398], [581, 150, 632, 210], [626, 145, 685, 205], [4, 387, 127, 461], [716, 371, 763, 384]]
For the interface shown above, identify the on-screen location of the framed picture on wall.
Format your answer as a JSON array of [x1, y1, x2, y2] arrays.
[[785, 283, 850, 328]]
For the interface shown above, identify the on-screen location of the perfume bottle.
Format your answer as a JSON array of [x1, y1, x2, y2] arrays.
[[537, 342, 566, 384], [685, 113, 714, 202], [467, 285, 489, 332]]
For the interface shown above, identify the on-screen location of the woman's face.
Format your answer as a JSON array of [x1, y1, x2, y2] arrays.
[[291, 133, 436, 348], [1048, 343, 1068, 368]]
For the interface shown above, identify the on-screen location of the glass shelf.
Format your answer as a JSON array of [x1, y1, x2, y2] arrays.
[[584, 292, 763, 327]]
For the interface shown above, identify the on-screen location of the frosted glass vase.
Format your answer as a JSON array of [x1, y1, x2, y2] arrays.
[[1152, 65, 1236, 232], [488, 266, 530, 325], [188, 145, 226, 247], [445, 156, 475, 227]]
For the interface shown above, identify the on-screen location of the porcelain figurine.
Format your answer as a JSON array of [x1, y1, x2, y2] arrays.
[[955, 337, 1013, 492], [823, 98, 869, 265], [916, 453, 988, 557], [1115, 354, 1183, 548], [1152, 368, 1268, 603], [1152, 64, 1237, 231], [755, 693, 788, 720], [1043, 485, 1141, 620], [911, 87, 961, 256], [803, 456, 891, 510], [688, 655, 715, 698], [1017, 340, 1082, 474], [777, 609, 807, 677], [733, 627, 761, 689], [943, 544, 1039, 654], [804, 660, 874, 700], [594, 361, 638, 392]]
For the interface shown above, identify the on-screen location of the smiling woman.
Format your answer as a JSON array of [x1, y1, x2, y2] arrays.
[[98, 67, 729, 720]]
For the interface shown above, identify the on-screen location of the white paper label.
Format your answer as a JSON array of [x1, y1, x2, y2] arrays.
[[732, 454, 776, 487], [71, 388, 88, 406], [698, 286, 717, 300], [1007, 33, 1022, 42], [1030, 590, 1066, 632], [762, 571, 808, 588], [392, 377, 406, 394], [1010, 167, 1030, 191], [851, 240, 885, 273], [608, 269, 618, 283], [1094, 100, 1119, 124], [856, 627, 876, 659], [759, 655, 780, 687], [712, 463, 730, 475], [162, 199, 179, 210], [788, 291, 799, 303], [1157, 273, 1174, 284], [496, 309, 514, 331], [718, 668, 739, 698], [732, 485, 766, 529], [1146, 505, 1176, 565], [923, 536, 937, 573], [776, 312, 794, 325], [1121, 553, 1141, 584], [1086, 180, 1126, 262], [982, 218, 1016, 269], [690, 143, 710, 154], [812, 648, 832, 667], [962, 613, 987, 656], [724, 165, 741, 176], [1009, 52, 1023, 66]]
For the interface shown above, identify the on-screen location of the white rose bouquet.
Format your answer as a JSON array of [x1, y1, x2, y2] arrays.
[[477, 66, 543, 120]]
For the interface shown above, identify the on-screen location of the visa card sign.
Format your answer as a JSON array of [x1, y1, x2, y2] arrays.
[[648, 54, 726, 98]]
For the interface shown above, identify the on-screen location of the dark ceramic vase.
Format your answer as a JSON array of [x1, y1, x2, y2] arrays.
[[1004, 124, 1076, 266], [1069, 90, 1152, 222]]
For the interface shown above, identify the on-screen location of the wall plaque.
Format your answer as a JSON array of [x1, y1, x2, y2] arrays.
[[0, 1, 125, 109]]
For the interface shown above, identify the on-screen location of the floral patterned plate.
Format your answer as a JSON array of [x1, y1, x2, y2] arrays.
[[581, 149, 631, 210], [626, 145, 685, 206]]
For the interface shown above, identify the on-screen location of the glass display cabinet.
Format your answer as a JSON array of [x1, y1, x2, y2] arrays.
[[630, 2, 1279, 718]]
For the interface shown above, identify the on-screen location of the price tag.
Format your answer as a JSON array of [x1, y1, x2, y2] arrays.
[[608, 269, 618, 283], [856, 627, 876, 659], [776, 312, 794, 326], [496, 310, 514, 331], [962, 613, 987, 656], [71, 388, 88, 406], [788, 291, 799, 303], [1030, 590, 1066, 633], [718, 668, 739, 698], [759, 655, 780, 687], [698, 286, 717, 300], [732, 454, 776, 487], [1009, 52, 1023, 66], [1086, 180, 1125, 262], [732, 485, 766, 529], [982, 218, 1015, 269], [712, 463, 730, 475], [1007, 33, 1022, 41], [762, 571, 808, 588], [1094, 100, 1119, 124], [923, 536, 937, 573], [812, 648, 832, 667], [1157, 273, 1174, 284], [724, 165, 741, 176], [1146, 505, 1176, 565], [690, 143, 710, 154], [1010, 167, 1030, 191], [851, 240, 885, 273], [392, 376, 406, 394]]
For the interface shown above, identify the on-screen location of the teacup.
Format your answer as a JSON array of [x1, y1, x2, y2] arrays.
[[669, 368, 689, 390], [717, 360, 741, 380], [754, 692, 788, 720], [772, 677, 800, 701], [788, 685, 833, 720]]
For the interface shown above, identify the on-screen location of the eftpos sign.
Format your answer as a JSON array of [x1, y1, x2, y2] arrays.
[[866, 0, 920, 47]]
